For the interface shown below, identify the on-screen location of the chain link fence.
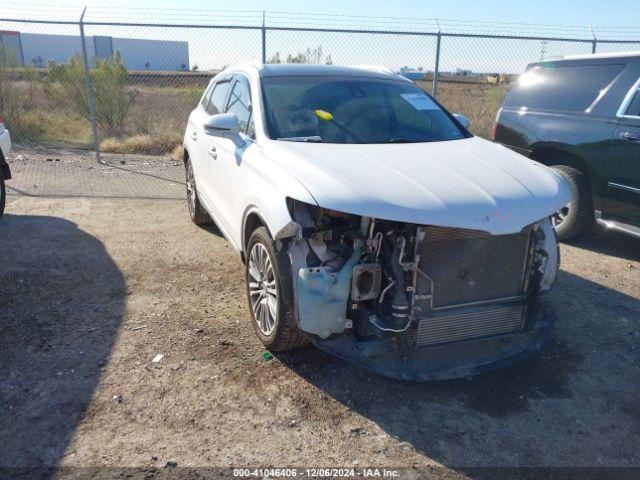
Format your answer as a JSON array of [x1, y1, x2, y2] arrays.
[[1, 8, 640, 161]]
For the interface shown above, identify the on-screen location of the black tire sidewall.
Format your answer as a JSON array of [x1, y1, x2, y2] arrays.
[[0, 174, 5, 219], [551, 165, 593, 240], [185, 159, 197, 221], [185, 157, 210, 225], [553, 170, 579, 239]]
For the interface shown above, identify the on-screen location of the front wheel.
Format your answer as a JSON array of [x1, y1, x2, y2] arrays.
[[245, 227, 308, 351], [551, 165, 594, 241]]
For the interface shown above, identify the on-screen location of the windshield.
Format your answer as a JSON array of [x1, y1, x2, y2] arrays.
[[261, 76, 468, 144]]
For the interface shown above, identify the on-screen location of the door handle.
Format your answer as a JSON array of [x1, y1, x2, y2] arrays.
[[208, 146, 217, 160], [621, 131, 640, 143], [190, 130, 197, 141]]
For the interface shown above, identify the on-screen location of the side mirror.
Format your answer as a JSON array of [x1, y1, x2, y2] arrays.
[[453, 113, 471, 129], [203, 113, 245, 147]]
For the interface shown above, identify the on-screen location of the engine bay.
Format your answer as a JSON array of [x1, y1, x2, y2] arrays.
[[282, 198, 558, 350]]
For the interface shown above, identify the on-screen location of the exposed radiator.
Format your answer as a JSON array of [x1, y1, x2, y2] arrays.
[[416, 303, 525, 347], [418, 225, 531, 308]]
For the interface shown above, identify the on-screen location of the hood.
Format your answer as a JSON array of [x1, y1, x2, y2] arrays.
[[263, 137, 571, 235]]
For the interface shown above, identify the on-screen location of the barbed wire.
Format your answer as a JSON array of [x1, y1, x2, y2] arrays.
[[0, 4, 638, 40]]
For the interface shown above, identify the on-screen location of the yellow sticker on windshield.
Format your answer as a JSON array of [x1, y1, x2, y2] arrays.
[[314, 109, 333, 121]]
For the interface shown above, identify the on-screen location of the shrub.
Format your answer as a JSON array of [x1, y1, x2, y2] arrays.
[[0, 50, 46, 141], [101, 132, 182, 155], [0, 48, 24, 129], [49, 51, 135, 137]]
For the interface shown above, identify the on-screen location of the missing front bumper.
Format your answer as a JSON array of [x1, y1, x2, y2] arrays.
[[311, 299, 555, 381]]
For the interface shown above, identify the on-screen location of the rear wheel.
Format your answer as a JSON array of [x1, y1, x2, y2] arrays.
[[245, 227, 308, 351], [185, 157, 210, 225], [551, 165, 594, 240]]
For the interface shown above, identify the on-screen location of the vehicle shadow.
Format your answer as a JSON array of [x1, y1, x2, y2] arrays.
[[277, 269, 640, 468], [0, 215, 126, 477], [565, 225, 640, 262], [199, 220, 224, 238]]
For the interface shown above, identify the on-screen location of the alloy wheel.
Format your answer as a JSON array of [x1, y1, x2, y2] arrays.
[[247, 242, 278, 336], [185, 161, 197, 216], [551, 202, 571, 228]]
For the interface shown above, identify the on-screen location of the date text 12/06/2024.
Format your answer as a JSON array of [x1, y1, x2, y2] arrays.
[[233, 468, 401, 478]]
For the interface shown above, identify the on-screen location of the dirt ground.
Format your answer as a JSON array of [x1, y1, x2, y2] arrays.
[[0, 149, 639, 479]]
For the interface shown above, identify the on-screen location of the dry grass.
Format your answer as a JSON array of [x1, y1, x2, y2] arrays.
[[101, 133, 182, 155], [8, 77, 512, 153], [416, 80, 511, 139], [171, 145, 184, 162]]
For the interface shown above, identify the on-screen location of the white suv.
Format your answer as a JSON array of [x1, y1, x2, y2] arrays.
[[0, 115, 11, 218], [183, 64, 570, 380]]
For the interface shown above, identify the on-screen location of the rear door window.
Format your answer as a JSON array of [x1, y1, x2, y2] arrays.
[[625, 90, 640, 117], [225, 76, 255, 138], [206, 80, 232, 115], [201, 84, 215, 110], [504, 63, 625, 113]]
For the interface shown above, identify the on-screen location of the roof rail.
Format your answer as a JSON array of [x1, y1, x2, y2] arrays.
[[548, 51, 640, 61], [349, 65, 395, 75]]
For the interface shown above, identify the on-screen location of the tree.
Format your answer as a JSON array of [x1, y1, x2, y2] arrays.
[[268, 52, 282, 64], [0, 47, 41, 140], [286, 52, 307, 64], [284, 46, 331, 64], [49, 51, 134, 137]]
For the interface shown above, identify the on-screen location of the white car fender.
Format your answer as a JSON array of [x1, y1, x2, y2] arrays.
[[238, 152, 317, 251]]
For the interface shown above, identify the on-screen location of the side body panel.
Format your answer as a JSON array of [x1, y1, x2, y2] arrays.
[[187, 67, 317, 254], [495, 57, 640, 219], [603, 116, 640, 225], [0, 129, 12, 179], [497, 111, 616, 210], [184, 80, 216, 208]]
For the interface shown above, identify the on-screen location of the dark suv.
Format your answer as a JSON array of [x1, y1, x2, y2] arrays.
[[494, 52, 640, 240]]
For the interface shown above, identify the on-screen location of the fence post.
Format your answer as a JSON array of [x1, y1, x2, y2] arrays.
[[590, 26, 597, 54], [432, 31, 442, 98], [79, 7, 102, 164], [261, 11, 267, 63]]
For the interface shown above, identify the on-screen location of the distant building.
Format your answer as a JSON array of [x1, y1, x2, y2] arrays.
[[398, 66, 426, 80], [0, 30, 189, 71]]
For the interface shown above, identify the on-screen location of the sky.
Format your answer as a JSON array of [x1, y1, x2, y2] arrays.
[[40, 0, 639, 30], [2, 1, 639, 73]]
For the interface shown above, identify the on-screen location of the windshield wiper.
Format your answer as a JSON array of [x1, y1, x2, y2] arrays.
[[277, 136, 324, 143], [387, 138, 434, 143]]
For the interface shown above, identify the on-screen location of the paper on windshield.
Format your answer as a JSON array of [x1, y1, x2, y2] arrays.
[[400, 93, 439, 111]]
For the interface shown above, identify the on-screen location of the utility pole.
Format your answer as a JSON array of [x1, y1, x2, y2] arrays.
[[79, 6, 102, 164], [261, 11, 266, 63], [540, 40, 548, 61], [432, 19, 441, 99]]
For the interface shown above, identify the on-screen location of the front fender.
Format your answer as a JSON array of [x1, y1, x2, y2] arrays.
[[238, 155, 317, 253]]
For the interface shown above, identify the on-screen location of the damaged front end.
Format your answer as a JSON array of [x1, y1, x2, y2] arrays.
[[278, 198, 559, 381]]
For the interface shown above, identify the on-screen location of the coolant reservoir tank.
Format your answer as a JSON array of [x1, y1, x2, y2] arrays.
[[296, 243, 362, 339]]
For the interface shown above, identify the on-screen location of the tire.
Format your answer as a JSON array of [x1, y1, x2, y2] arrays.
[[185, 157, 211, 225], [0, 174, 5, 219], [245, 226, 308, 351], [551, 165, 594, 241]]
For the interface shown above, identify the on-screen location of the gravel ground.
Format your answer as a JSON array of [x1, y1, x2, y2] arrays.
[[0, 149, 639, 478]]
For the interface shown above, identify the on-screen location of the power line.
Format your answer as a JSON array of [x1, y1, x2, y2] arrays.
[[0, 5, 639, 40]]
